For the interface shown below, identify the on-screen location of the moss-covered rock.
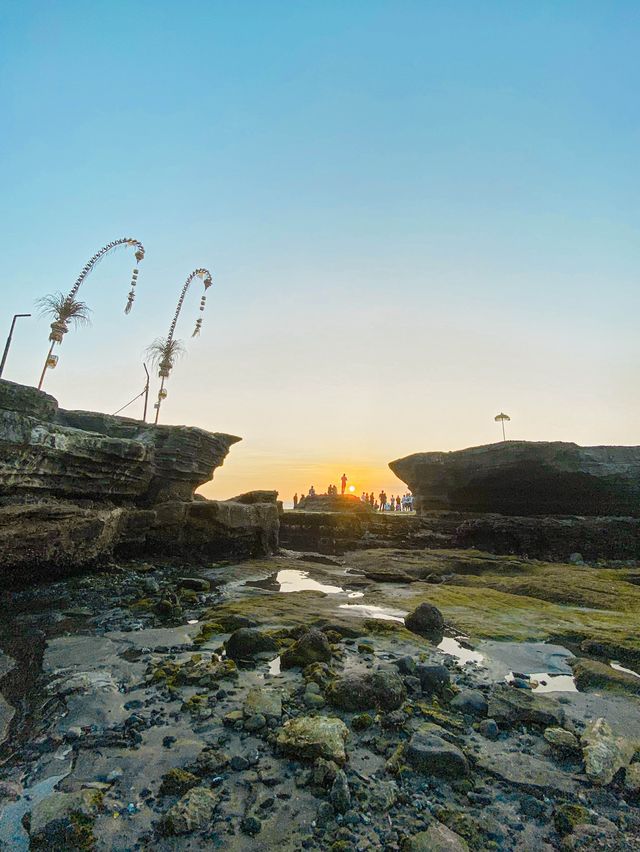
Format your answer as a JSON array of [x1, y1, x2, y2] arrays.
[[571, 658, 640, 695], [277, 716, 349, 764], [159, 768, 199, 797], [553, 803, 591, 836]]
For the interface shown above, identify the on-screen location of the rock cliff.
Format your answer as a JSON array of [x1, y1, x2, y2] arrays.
[[0, 380, 279, 580], [390, 441, 640, 517]]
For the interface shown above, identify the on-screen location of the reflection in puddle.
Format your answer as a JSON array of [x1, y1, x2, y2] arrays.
[[438, 637, 484, 666], [268, 656, 281, 675], [505, 671, 577, 693], [337, 603, 405, 622], [611, 661, 640, 679], [248, 569, 346, 595]]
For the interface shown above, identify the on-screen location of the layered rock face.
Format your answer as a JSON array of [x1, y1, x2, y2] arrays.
[[390, 441, 640, 517], [0, 380, 279, 579]]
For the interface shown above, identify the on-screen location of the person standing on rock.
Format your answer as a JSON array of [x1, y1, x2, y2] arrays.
[[341, 473, 348, 495], [293, 493, 298, 509], [379, 490, 386, 511], [369, 493, 375, 507], [396, 495, 401, 511]]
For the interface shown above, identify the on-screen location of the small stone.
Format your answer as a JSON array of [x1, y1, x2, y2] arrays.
[[406, 729, 469, 778], [625, 763, 640, 793], [159, 768, 199, 797], [451, 689, 487, 717], [163, 787, 220, 835], [478, 719, 499, 740], [316, 801, 335, 826], [241, 816, 262, 836], [543, 727, 580, 754], [393, 655, 417, 676], [230, 755, 250, 771], [244, 713, 267, 732], [351, 712, 374, 731], [178, 577, 210, 592], [329, 770, 351, 814]]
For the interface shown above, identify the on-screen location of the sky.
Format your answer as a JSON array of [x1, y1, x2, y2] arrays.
[[1, 1, 639, 505]]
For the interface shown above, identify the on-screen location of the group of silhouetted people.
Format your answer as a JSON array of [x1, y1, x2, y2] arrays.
[[366, 491, 413, 511], [292, 476, 413, 512]]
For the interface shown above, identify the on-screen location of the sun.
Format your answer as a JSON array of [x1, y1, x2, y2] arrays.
[[348, 485, 356, 493]]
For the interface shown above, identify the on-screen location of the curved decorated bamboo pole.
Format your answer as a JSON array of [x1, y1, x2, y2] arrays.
[[154, 268, 213, 424], [37, 237, 145, 390], [68, 237, 145, 311]]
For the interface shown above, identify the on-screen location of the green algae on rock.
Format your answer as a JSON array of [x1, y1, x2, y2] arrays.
[[277, 716, 349, 764]]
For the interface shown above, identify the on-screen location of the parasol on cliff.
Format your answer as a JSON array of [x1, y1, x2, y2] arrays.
[[494, 412, 511, 441]]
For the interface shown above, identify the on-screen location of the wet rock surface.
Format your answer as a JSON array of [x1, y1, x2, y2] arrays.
[[0, 548, 640, 850]]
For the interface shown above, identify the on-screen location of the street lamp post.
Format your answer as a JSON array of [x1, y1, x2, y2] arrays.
[[0, 313, 31, 378]]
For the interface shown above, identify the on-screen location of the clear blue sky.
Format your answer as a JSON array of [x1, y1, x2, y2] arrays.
[[1, 2, 639, 500]]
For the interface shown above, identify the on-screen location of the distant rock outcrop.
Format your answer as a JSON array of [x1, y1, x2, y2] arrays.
[[0, 379, 279, 580], [390, 441, 640, 517], [296, 493, 374, 513]]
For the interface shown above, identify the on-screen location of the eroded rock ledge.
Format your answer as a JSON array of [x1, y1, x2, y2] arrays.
[[0, 380, 279, 580], [390, 441, 640, 517]]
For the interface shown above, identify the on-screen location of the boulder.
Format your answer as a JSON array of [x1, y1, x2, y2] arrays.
[[404, 603, 445, 639], [488, 684, 565, 727], [281, 628, 333, 669], [415, 663, 450, 696], [0, 691, 15, 746], [581, 717, 639, 786], [327, 667, 406, 712], [163, 786, 220, 835], [28, 789, 102, 848], [405, 729, 469, 778], [224, 628, 277, 661], [390, 441, 640, 517], [277, 716, 349, 764], [450, 689, 488, 717], [543, 727, 580, 755]]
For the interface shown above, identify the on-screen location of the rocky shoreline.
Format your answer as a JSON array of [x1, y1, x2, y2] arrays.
[[1, 547, 639, 850]]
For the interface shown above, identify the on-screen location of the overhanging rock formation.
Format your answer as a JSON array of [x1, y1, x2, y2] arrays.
[[0, 379, 279, 580], [390, 441, 640, 517]]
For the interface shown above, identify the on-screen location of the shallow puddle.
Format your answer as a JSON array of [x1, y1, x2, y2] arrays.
[[0, 769, 70, 851], [247, 569, 347, 595], [505, 671, 578, 693], [438, 637, 484, 665], [611, 661, 640, 679]]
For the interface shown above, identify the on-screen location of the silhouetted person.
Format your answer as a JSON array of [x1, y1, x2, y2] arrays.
[[309, 485, 316, 497], [396, 495, 401, 511], [341, 473, 348, 495], [293, 493, 298, 509], [369, 493, 375, 507], [379, 491, 386, 511]]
